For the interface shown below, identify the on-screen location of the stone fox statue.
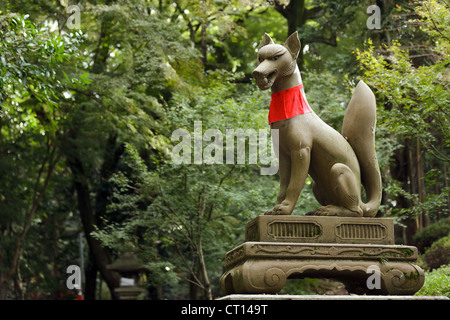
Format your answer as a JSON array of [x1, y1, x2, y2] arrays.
[[253, 32, 382, 217]]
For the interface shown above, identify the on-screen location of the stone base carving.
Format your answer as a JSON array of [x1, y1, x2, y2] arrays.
[[246, 215, 394, 245], [220, 216, 424, 296]]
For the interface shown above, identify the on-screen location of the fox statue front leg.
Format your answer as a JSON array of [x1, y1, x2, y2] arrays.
[[265, 145, 311, 215], [264, 148, 289, 215]]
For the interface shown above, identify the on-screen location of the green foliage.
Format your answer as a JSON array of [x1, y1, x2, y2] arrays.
[[415, 264, 450, 297], [0, 14, 88, 107], [0, 13, 90, 299], [227, 5, 287, 75], [93, 70, 279, 298], [0, 0, 449, 300], [356, 1, 450, 147], [423, 235, 450, 270], [303, 71, 351, 131], [413, 217, 450, 252], [413, 0, 450, 57], [355, 0, 450, 222], [355, 37, 449, 146]]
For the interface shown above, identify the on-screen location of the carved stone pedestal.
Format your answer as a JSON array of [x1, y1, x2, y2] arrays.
[[220, 216, 424, 295]]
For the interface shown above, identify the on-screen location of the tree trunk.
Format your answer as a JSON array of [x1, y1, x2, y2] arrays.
[[391, 139, 416, 244], [275, 0, 306, 68], [84, 251, 98, 300], [200, 22, 207, 67], [13, 266, 23, 300], [64, 132, 124, 299], [197, 239, 212, 300], [445, 164, 450, 218], [416, 139, 429, 230], [405, 139, 419, 242], [189, 272, 200, 300], [0, 148, 60, 300], [0, 280, 8, 300], [68, 156, 120, 299]]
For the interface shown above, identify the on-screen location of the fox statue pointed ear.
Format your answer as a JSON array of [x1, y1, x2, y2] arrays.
[[257, 33, 274, 50], [284, 31, 301, 60]]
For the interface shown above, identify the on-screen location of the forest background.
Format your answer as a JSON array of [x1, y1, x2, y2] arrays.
[[0, 0, 448, 300]]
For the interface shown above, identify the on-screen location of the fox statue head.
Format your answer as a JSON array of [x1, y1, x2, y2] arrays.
[[252, 32, 301, 92]]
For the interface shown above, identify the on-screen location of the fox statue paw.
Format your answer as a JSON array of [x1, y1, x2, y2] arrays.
[[315, 205, 363, 217], [265, 201, 294, 215]]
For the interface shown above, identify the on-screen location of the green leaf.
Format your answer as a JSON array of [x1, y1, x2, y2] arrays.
[[63, 71, 69, 82]]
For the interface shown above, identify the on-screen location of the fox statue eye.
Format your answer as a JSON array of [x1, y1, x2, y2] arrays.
[[272, 55, 280, 61]]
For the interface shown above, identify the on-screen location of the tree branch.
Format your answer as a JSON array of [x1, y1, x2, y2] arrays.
[[429, 144, 450, 162], [207, 165, 236, 220], [272, 0, 288, 18], [175, 2, 196, 43], [174, 241, 204, 290], [308, 35, 337, 46], [305, 6, 324, 19], [7, 146, 61, 280], [423, 2, 450, 43]]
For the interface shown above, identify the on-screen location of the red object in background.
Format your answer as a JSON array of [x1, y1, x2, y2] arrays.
[[268, 84, 312, 124]]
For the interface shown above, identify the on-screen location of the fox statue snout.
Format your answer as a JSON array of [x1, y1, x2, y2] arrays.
[[252, 68, 278, 90], [254, 31, 382, 217]]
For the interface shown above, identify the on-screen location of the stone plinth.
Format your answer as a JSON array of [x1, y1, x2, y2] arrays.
[[245, 215, 394, 245], [220, 216, 424, 296]]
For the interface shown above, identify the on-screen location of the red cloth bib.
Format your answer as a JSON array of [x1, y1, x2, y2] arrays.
[[268, 84, 312, 124]]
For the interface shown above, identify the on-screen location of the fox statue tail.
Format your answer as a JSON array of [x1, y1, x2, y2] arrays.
[[342, 80, 382, 217]]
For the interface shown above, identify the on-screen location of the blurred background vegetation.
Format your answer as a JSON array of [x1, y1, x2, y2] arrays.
[[0, 0, 448, 299]]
